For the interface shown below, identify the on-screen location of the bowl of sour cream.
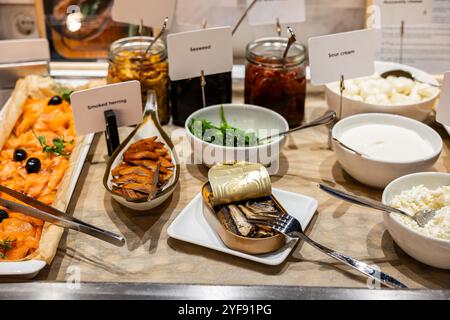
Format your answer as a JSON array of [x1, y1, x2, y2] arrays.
[[332, 113, 443, 188]]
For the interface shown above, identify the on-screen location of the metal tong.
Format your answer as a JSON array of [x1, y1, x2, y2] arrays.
[[0, 185, 125, 247]]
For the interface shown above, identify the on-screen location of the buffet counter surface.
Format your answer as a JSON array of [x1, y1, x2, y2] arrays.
[[26, 86, 450, 292], [1, 282, 449, 300]]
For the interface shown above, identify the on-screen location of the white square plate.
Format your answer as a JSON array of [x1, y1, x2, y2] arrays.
[[167, 188, 318, 266], [445, 125, 450, 137]]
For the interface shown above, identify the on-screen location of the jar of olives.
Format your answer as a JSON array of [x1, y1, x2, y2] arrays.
[[108, 36, 170, 124], [245, 37, 306, 128]]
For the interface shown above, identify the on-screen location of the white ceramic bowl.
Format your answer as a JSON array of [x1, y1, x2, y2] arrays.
[[332, 113, 442, 188], [185, 104, 289, 171], [325, 61, 440, 121], [382, 172, 450, 269]]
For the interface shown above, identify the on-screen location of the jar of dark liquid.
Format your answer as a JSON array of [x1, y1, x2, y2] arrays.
[[171, 72, 232, 126], [245, 38, 306, 128]]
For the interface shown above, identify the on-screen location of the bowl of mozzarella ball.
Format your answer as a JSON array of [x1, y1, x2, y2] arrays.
[[326, 61, 440, 121]]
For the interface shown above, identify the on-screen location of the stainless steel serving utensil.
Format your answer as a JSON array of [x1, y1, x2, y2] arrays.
[[232, 0, 258, 35], [331, 137, 368, 157], [380, 69, 440, 88], [141, 17, 169, 62], [319, 184, 436, 228], [282, 27, 296, 62], [267, 199, 408, 289], [258, 110, 336, 143], [0, 185, 125, 246]]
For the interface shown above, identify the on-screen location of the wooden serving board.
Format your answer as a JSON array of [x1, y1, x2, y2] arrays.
[[34, 86, 450, 289]]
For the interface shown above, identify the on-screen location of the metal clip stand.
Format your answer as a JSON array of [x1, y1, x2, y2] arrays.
[[276, 18, 282, 37], [199, 20, 208, 109], [328, 75, 345, 149], [399, 20, 405, 64], [104, 110, 121, 156], [200, 70, 207, 108]]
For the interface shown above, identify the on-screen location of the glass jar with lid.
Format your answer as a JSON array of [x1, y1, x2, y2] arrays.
[[107, 36, 170, 124], [245, 37, 306, 128]]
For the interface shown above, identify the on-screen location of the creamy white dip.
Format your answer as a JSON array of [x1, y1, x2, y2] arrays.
[[339, 124, 434, 162]]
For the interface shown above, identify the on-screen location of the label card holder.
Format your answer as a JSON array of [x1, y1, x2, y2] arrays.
[[247, 0, 305, 26], [437, 72, 450, 127], [71, 81, 143, 136], [167, 26, 233, 81], [371, 0, 433, 26], [111, 0, 176, 28], [308, 29, 376, 85]]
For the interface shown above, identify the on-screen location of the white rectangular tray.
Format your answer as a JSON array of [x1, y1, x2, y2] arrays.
[[0, 82, 94, 279]]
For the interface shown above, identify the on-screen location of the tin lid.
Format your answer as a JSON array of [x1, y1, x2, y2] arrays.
[[208, 162, 272, 206]]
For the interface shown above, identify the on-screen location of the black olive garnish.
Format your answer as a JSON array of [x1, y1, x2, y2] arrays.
[[0, 209, 8, 222], [13, 148, 27, 162], [48, 95, 63, 106], [26, 157, 41, 174]]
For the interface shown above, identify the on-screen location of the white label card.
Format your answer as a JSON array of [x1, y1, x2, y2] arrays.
[[71, 81, 143, 136], [436, 72, 450, 127], [111, 0, 176, 28], [167, 27, 233, 81], [0, 39, 49, 64], [247, 0, 305, 26], [372, 0, 432, 26], [308, 29, 376, 85]]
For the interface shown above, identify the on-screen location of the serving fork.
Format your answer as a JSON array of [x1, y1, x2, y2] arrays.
[[319, 184, 436, 227], [269, 198, 408, 289]]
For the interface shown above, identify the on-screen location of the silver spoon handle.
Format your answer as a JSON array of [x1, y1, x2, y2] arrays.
[[261, 111, 336, 142], [143, 17, 168, 58], [416, 79, 441, 88], [295, 232, 407, 289], [319, 184, 408, 216]]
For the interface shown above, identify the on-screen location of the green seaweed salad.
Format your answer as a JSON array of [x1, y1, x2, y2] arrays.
[[188, 106, 259, 147]]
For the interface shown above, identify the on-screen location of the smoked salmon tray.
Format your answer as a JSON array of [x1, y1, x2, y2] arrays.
[[0, 75, 101, 278]]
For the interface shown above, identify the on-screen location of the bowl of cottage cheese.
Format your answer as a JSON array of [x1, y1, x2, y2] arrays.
[[382, 172, 450, 269]]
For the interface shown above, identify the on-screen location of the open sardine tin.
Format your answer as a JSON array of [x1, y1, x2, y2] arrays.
[[202, 162, 286, 254]]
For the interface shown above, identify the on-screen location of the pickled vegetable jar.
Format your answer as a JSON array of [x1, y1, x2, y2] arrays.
[[245, 38, 306, 128], [108, 36, 170, 124]]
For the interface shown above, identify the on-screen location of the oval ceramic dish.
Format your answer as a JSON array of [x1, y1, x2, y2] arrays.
[[103, 97, 180, 211], [201, 183, 286, 255]]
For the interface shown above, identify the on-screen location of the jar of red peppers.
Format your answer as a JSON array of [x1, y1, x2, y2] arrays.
[[245, 37, 306, 128]]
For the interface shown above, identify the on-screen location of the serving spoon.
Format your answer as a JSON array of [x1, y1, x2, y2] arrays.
[[139, 17, 169, 63], [380, 69, 440, 88], [319, 184, 436, 227], [282, 27, 296, 63], [258, 110, 336, 143]]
